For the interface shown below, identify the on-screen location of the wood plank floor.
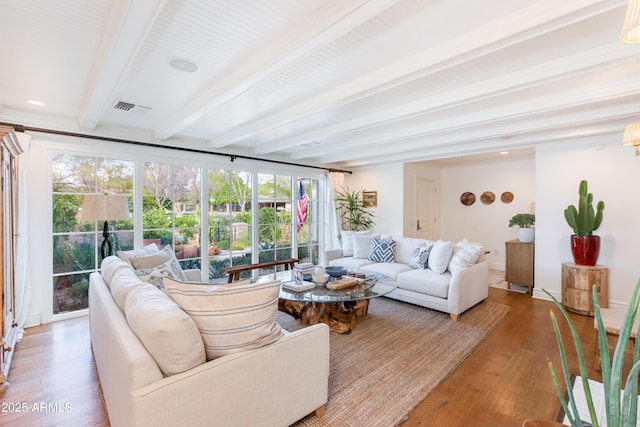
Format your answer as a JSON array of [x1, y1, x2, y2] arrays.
[[0, 286, 610, 426]]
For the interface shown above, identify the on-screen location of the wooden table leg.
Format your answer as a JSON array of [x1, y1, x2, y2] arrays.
[[279, 299, 371, 334]]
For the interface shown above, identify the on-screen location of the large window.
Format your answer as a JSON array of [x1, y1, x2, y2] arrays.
[[297, 178, 320, 265], [50, 152, 325, 314], [51, 154, 133, 314], [208, 169, 253, 282], [142, 163, 201, 271], [257, 174, 292, 275]]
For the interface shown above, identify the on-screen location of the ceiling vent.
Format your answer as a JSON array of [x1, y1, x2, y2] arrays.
[[113, 100, 152, 115]]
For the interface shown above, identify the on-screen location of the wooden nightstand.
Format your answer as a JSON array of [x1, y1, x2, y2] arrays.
[[505, 239, 535, 294]]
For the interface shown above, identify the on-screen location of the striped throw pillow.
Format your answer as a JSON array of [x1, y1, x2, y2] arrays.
[[164, 278, 283, 360]]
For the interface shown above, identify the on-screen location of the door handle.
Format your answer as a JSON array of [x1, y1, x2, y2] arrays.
[[417, 219, 421, 231]]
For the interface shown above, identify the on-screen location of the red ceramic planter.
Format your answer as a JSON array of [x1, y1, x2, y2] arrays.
[[570, 235, 600, 266]]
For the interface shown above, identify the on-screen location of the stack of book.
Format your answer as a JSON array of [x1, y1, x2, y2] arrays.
[[294, 262, 314, 276], [281, 281, 315, 292]]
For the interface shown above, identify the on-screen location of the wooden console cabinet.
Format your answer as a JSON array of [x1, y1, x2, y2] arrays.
[[505, 239, 534, 294], [561, 262, 608, 316]]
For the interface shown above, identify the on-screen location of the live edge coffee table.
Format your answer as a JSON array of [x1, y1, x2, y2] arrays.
[[277, 274, 396, 334]]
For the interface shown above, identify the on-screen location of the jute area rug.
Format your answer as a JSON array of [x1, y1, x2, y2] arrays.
[[279, 297, 510, 427]]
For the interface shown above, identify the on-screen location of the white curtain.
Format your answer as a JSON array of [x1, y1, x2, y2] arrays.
[[14, 132, 31, 339], [325, 171, 344, 250]]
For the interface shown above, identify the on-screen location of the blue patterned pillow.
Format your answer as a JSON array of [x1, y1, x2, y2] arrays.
[[368, 238, 396, 263], [408, 244, 433, 269]]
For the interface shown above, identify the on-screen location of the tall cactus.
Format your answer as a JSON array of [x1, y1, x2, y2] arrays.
[[564, 180, 605, 236]]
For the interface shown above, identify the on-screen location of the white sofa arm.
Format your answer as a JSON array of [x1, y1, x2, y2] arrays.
[[447, 261, 490, 319], [325, 249, 344, 263]]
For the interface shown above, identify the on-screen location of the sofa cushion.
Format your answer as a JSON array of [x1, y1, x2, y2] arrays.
[[368, 238, 396, 263], [428, 240, 454, 274], [352, 234, 379, 259], [396, 269, 451, 298], [164, 278, 283, 360], [360, 262, 412, 281], [394, 237, 432, 264], [328, 257, 376, 271], [448, 239, 483, 273], [125, 284, 206, 376], [100, 256, 134, 288], [408, 243, 434, 269], [109, 266, 148, 312]]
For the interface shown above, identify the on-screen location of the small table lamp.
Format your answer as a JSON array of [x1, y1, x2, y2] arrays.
[[80, 194, 130, 259]]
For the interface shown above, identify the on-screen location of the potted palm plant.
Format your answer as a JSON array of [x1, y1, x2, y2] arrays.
[[563, 180, 605, 266], [335, 188, 375, 231], [542, 280, 640, 427], [509, 213, 535, 243]]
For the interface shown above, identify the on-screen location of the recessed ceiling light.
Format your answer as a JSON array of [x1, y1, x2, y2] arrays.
[[500, 151, 509, 155], [168, 57, 199, 73], [27, 99, 46, 106]]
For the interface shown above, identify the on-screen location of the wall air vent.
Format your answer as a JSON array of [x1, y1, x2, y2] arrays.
[[113, 100, 152, 115]]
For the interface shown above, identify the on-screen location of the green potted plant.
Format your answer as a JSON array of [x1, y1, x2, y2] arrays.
[[563, 180, 605, 266], [509, 213, 535, 243], [543, 281, 640, 427], [335, 188, 375, 231]]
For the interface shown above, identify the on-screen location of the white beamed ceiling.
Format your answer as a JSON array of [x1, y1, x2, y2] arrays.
[[1, 0, 639, 168]]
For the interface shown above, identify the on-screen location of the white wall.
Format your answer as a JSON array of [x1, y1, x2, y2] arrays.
[[535, 134, 640, 307], [440, 156, 535, 269], [344, 162, 404, 237]]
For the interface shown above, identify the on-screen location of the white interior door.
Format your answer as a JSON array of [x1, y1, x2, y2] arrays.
[[415, 178, 436, 240]]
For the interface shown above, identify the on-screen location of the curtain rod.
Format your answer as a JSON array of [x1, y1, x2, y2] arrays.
[[1, 122, 352, 174]]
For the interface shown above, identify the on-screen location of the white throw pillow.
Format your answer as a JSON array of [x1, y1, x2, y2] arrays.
[[427, 240, 454, 274], [448, 239, 483, 273], [129, 250, 172, 270], [408, 243, 434, 269], [117, 243, 159, 264], [340, 230, 371, 257], [133, 245, 187, 288], [340, 230, 355, 257], [395, 238, 431, 264], [125, 284, 206, 376], [164, 278, 283, 360], [352, 234, 380, 259]]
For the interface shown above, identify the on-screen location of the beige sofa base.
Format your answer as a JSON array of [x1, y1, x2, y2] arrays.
[[89, 271, 329, 427]]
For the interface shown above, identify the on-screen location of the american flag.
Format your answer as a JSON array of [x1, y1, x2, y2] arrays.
[[297, 181, 309, 232]]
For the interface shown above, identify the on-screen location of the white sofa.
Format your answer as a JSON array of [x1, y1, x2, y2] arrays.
[[89, 256, 330, 427], [326, 235, 489, 321]]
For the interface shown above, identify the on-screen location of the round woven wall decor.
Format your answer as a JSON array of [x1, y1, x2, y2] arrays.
[[460, 192, 475, 206], [480, 191, 495, 204], [501, 191, 514, 203]]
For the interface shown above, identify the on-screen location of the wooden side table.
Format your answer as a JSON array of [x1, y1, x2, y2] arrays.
[[505, 239, 535, 294], [561, 262, 608, 316]]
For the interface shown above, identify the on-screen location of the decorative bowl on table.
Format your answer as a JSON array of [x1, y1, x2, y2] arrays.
[[312, 273, 330, 285], [325, 266, 347, 278]]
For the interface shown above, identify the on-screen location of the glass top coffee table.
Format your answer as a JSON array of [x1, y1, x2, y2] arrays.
[[272, 271, 397, 334]]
